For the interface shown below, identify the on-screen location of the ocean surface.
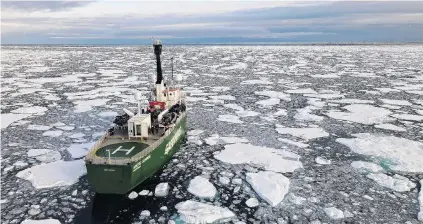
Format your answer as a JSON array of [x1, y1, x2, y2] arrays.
[[1, 44, 423, 224]]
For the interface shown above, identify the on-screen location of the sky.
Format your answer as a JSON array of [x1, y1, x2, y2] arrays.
[[1, 0, 423, 44]]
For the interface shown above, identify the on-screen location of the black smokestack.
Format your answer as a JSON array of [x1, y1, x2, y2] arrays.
[[153, 40, 163, 84]]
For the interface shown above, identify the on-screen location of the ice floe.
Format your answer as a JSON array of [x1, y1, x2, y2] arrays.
[[246, 171, 290, 207], [256, 98, 280, 107], [224, 104, 244, 111], [391, 113, 423, 121], [139, 190, 150, 196], [330, 98, 374, 104], [188, 176, 217, 199], [277, 138, 309, 148], [315, 157, 331, 165], [21, 219, 61, 224], [337, 133, 423, 172], [128, 191, 138, 200], [285, 88, 317, 94], [351, 161, 384, 173], [174, 200, 235, 223], [214, 143, 302, 173], [324, 207, 345, 219], [217, 115, 243, 124], [276, 127, 329, 141], [66, 142, 96, 159], [380, 99, 412, 106], [98, 111, 118, 117], [294, 106, 324, 122], [235, 110, 260, 117], [204, 134, 248, 146], [245, 198, 259, 207], [254, 91, 291, 101], [155, 182, 169, 197], [241, 79, 272, 85], [73, 99, 110, 113], [27, 149, 61, 162], [274, 109, 288, 116], [418, 180, 423, 221], [366, 173, 416, 192], [1, 113, 32, 129], [16, 159, 86, 189], [209, 95, 236, 101], [42, 130, 63, 137], [326, 104, 393, 125], [11, 106, 48, 115], [27, 125, 51, 131], [374, 123, 406, 132]]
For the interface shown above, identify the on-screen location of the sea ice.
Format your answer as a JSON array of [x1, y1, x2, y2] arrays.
[[380, 99, 412, 106], [140, 210, 150, 217], [155, 182, 169, 197], [330, 98, 374, 104], [11, 106, 48, 115], [241, 79, 272, 85], [418, 180, 423, 221], [324, 207, 345, 219], [245, 198, 259, 207], [66, 142, 96, 159], [246, 171, 290, 207], [187, 176, 217, 199], [69, 133, 85, 139], [139, 190, 150, 196], [1, 113, 32, 129], [219, 176, 230, 185], [128, 191, 138, 199], [294, 106, 324, 122], [98, 111, 118, 117], [276, 127, 329, 141], [27, 125, 51, 131], [285, 88, 317, 94], [277, 138, 309, 148], [254, 91, 291, 101], [256, 98, 280, 107], [174, 200, 235, 223], [214, 143, 302, 173], [21, 219, 61, 224], [374, 123, 406, 132], [337, 133, 423, 172], [326, 104, 393, 125], [209, 95, 236, 101], [16, 159, 86, 189], [391, 114, 423, 121], [42, 130, 63, 137], [315, 157, 331, 165], [224, 104, 244, 111], [351, 161, 384, 173], [366, 173, 416, 192], [274, 109, 288, 116], [217, 114, 243, 124], [204, 134, 249, 145], [27, 149, 61, 162], [236, 110, 260, 117]]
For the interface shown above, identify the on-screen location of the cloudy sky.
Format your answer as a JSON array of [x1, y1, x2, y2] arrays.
[[1, 0, 423, 44]]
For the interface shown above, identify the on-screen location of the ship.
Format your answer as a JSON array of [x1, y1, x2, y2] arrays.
[[84, 40, 187, 194]]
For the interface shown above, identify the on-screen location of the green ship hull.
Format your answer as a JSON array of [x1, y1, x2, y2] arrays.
[[85, 115, 187, 194]]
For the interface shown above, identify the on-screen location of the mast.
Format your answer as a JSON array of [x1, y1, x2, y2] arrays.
[[153, 40, 163, 84]]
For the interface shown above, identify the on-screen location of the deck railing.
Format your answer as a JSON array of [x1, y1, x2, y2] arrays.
[[85, 112, 186, 165]]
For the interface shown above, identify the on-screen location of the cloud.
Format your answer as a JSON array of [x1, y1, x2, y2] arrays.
[[1, 1, 423, 44], [1, 1, 94, 12]]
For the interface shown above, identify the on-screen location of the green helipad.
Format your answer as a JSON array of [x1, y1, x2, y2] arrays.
[[96, 142, 149, 158]]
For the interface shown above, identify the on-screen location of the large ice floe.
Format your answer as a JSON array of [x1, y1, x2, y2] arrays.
[[187, 176, 217, 199], [1, 113, 32, 129], [276, 127, 329, 141], [254, 91, 291, 101], [16, 159, 86, 189], [326, 104, 393, 125], [21, 219, 61, 224], [217, 114, 243, 124], [337, 133, 423, 172], [214, 143, 302, 173], [246, 171, 290, 207], [27, 149, 61, 163], [66, 142, 96, 159], [366, 173, 416, 192], [204, 134, 248, 146], [174, 200, 235, 223]]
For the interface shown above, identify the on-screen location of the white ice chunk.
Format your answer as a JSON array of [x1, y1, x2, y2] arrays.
[[330, 98, 374, 104], [276, 127, 329, 141], [255, 91, 291, 101], [174, 200, 235, 223], [209, 95, 236, 101], [21, 219, 61, 224], [375, 88, 401, 93], [241, 79, 272, 85], [66, 142, 96, 159], [139, 190, 150, 196], [285, 88, 317, 94], [224, 104, 244, 111], [140, 210, 150, 217], [217, 115, 243, 124], [236, 110, 260, 117], [1, 113, 32, 129], [277, 138, 309, 148], [215, 143, 302, 173], [187, 176, 217, 199], [128, 191, 138, 200], [16, 159, 86, 189], [98, 111, 118, 117], [374, 123, 406, 132], [294, 106, 324, 122], [42, 130, 63, 137], [337, 133, 423, 172], [27, 149, 61, 162], [326, 104, 393, 125], [69, 133, 85, 139], [11, 106, 48, 115], [205, 134, 248, 146], [351, 161, 384, 173], [315, 157, 331, 165], [324, 207, 345, 219], [380, 99, 412, 106], [256, 98, 280, 107], [187, 129, 204, 136], [391, 113, 423, 121], [27, 125, 51, 131], [155, 182, 169, 197], [219, 176, 230, 185], [367, 173, 416, 192], [418, 180, 423, 221], [274, 109, 288, 116], [245, 198, 259, 207], [246, 171, 290, 207]]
